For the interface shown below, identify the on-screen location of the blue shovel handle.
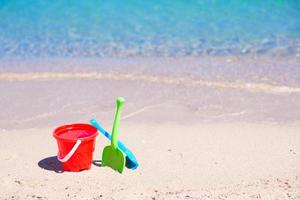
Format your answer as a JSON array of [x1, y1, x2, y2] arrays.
[[90, 119, 139, 169]]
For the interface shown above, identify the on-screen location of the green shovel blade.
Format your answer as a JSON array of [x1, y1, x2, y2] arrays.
[[102, 146, 125, 173]]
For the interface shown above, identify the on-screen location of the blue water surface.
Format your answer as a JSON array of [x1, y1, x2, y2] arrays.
[[0, 0, 299, 58]]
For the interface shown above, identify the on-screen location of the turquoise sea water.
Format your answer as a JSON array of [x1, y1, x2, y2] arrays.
[[0, 0, 300, 58]]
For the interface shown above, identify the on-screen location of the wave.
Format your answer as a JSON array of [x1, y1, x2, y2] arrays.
[[1, 72, 300, 94]]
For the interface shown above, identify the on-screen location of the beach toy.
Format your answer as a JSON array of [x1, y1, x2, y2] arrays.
[[102, 97, 126, 173], [53, 124, 98, 172], [90, 119, 139, 169]]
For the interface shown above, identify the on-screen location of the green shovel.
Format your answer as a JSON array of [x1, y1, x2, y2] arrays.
[[102, 97, 126, 173]]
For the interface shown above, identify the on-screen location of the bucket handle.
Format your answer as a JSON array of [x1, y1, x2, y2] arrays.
[[57, 139, 82, 163]]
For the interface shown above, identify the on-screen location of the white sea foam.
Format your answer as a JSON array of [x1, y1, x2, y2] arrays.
[[1, 72, 300, 94]]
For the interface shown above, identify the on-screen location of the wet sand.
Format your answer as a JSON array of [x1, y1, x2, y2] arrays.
[[1, 75, 300, 130]]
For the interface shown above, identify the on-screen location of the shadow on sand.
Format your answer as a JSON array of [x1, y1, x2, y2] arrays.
[[38, 156, 64, 173], [38, 157, 103, 173], [92, 160, 102, 167]]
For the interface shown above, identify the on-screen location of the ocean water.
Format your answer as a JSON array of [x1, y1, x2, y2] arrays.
[[0, 0, 300, 58]]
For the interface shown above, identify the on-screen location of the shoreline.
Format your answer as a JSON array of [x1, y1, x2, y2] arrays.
[[1, 72, 300, 94]]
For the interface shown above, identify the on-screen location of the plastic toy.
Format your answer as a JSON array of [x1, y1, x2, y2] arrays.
[[90, 119, 139, 169], [53, 124, 98, 172], [101, 97, 126, 173]]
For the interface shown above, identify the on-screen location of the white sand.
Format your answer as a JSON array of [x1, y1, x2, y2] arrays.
[[0, 122, 299, 199]]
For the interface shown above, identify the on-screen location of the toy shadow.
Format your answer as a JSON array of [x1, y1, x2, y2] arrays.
[[92, 160, 102, 167], [38, 156, 64, 173], [38, 156, 103, 173]]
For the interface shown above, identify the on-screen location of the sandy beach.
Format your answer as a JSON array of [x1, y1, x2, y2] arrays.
[[0, 121, 299, 200], [0, 57, 300, 199]]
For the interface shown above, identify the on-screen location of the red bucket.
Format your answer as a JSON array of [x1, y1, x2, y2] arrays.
[[53, 124, 98, 172]]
